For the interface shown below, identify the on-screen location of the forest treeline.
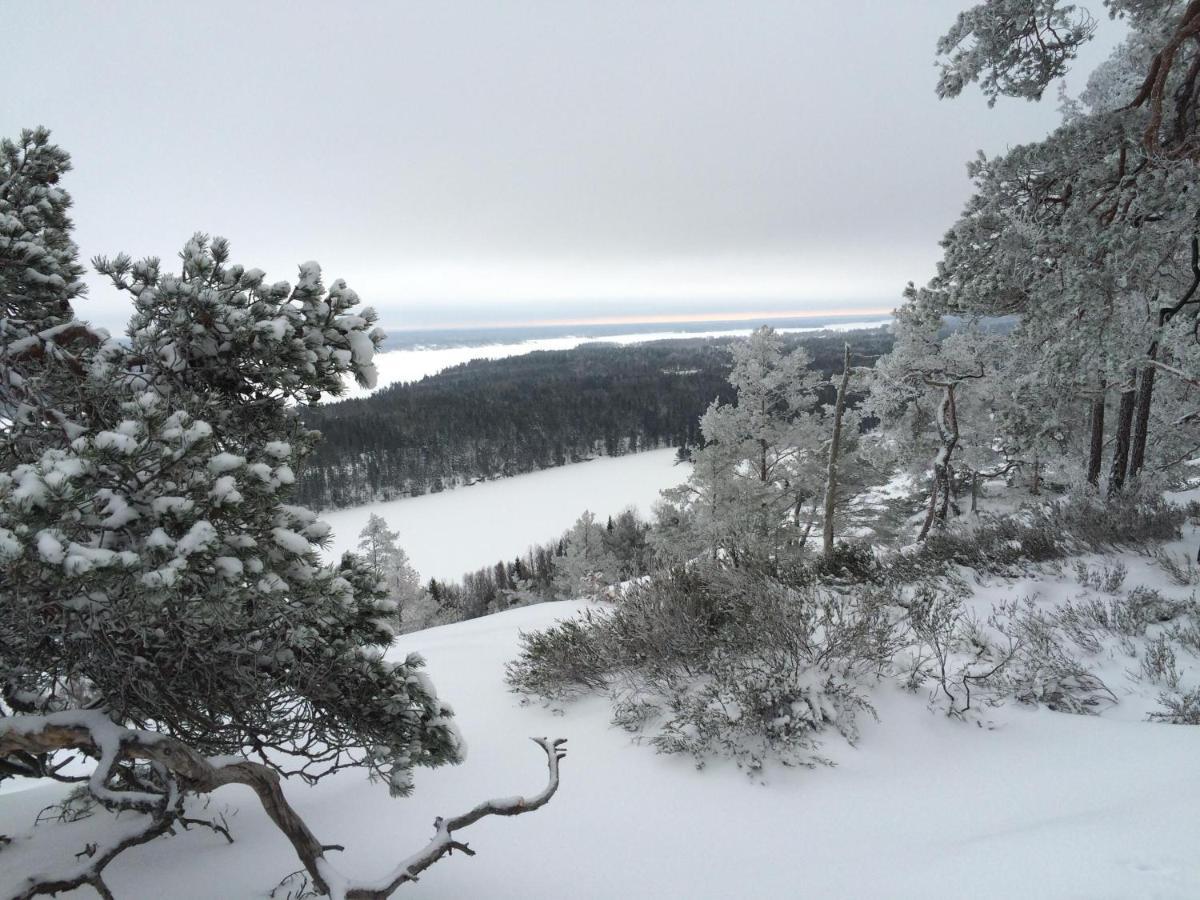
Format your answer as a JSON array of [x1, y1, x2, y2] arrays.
[[296, 329, 893, 509]]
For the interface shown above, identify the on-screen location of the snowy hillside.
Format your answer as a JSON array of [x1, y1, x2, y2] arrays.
[[5, 534, 1200, 899]]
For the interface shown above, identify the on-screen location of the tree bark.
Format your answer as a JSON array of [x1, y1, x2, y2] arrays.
[[1086, 388, 1105, 487], [1129, 347, 1158, 479], [822, 344, 851, 556], [919, 472, 943, 542], [919, 382, 960, 542], [1108, 380, 1137, 495]]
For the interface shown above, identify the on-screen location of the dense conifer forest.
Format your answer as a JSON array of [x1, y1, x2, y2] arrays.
[[296, 328, 893, 509]]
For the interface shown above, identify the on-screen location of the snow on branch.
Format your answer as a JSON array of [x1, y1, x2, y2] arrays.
[[1150, 358, 1200, 388], [0, 712, 567, 900]]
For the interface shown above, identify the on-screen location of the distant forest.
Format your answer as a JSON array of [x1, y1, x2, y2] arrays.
[[296, 328, 894, 509]]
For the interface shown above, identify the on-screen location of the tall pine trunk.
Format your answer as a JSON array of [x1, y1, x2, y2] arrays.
[[1108, 379, 1136, 495], [822, 344, 851, 556], [1086, 388, 1105, 487], [1129, 346, 1157, 480]]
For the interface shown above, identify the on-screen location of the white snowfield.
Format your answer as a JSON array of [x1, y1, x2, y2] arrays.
[[2, 593, 1198, 899], [339, 320, 893, 399], [317, 448, 689, 581]]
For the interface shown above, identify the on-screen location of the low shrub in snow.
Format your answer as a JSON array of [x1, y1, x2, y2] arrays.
[[883, 513, 1067, 582], [989, 599, 1118, 714], [1048, 489, 1186, 549], [1153, 548, 1200, 586], [881, 493, 1185, 585], [1073, 560, 1128, 593], [509, 564, 901, 771], [1149, 687, 1200, 724]]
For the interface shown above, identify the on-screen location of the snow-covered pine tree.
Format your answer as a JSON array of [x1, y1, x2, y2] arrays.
[[356, 512, 425, 626], [662, 326, 824, 566], [0, 128, 97, 472], [552, 510, 621, 598], [889, 0, 1200, 501], [0, 130, 565, 898], [868, 300, 1061, 531]]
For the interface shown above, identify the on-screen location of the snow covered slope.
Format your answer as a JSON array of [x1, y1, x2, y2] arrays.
[[3, 592, 1199, 899]]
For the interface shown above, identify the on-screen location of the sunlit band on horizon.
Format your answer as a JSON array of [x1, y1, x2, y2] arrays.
[[390, 306, 896, 332]]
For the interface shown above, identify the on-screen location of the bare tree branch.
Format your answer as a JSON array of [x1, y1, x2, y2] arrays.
[[1, 713, 567, 899]]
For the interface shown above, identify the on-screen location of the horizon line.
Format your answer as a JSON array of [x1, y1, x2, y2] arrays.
[[387, 307, 896, 332]]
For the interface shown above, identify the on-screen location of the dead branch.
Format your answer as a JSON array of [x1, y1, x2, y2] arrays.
[[0, 712, 566, 900]]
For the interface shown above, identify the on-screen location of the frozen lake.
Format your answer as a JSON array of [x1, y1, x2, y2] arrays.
[[317, 448, 689, 581]]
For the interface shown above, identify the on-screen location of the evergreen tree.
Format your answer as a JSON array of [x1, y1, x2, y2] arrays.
[[357, 512, 425, 627], [1, 131, 460, 795], [880, 1, 1200, 505], [662, 326, 824, 565], [1, 130, 566, 898], [552, 510, 622, 598]]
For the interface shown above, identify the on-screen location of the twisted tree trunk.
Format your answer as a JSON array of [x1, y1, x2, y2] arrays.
[[919, 381, 961, 542], [0, 712, 567, 900]]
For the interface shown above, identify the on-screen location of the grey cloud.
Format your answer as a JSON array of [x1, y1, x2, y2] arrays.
[[2, 1, 1125, 332]]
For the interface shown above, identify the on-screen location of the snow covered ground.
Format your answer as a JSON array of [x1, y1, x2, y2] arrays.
[[3, 586, 1199, 899], [7, 482, 1200, 898], [340, 320, 892, 399], [316, 448, 689, 581]]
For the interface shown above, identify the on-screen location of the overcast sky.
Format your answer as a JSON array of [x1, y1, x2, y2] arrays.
[[4, 1, 1124, 333]]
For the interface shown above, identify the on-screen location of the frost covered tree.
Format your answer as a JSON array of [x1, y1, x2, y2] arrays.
[[661, 326, 825, 566], [0, 130, 564, 898], [552, 510, 621, 597], [357, 513, 425, 626], [877, 0, 1200, 512]]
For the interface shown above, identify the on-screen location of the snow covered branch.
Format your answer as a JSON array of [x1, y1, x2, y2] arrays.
[[1151, 357, 1200, 389], [0, 713, 567, 899], [334, 736, 568, 899]]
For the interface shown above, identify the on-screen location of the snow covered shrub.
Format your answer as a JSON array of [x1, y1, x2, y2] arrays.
[[1153, 548, 1199, 586], [508, 614, 615, 699], [1057, 585, 1190, 642], [902, 590, 1129, 719], [1149, 688, 1200, 725], [644, 572, 900, 770], [990, 600, 1117, 714], [887, 495, 1185, 584], [896, 581, 1001, 716], [1049, 490, 1185, 549], [651, 657, 873, 771], [1168, 619, 1200, 656], [510, 563, 901, 771], [885, 513, 1067, 582], [1073, 560, 1128, 593], [1139, 636, 1183, 690], [508, 567, 732, 702], [808, 540, 880, 583]]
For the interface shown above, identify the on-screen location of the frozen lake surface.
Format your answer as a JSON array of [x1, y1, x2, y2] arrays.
[[317, 448, 689, 581]]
